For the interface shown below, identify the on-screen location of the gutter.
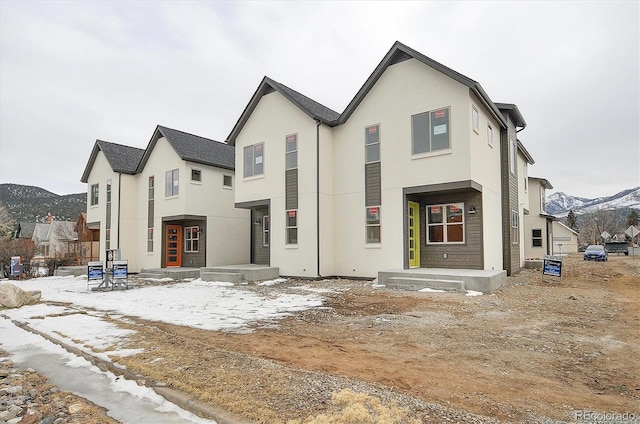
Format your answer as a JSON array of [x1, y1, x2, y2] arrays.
[[316, 120, 321, 277]]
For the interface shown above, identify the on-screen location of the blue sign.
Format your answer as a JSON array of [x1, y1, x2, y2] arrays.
[[88, 261, 103, 281], [112, 260, 128, 279], [543, 258, 562, 277], [10, 256, 22, 277]]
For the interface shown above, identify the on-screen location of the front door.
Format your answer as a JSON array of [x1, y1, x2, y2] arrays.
[[166, 225, 182, 267], [408, 201, 420, 268]]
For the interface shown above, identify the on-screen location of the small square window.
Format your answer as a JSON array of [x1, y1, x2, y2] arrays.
[[191, 169, 202, 182], [223, 175, 232, 187]]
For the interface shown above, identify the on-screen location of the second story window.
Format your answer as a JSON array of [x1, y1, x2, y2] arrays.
[[365, 125, 380, 163], [165, 169, 179, 197], [90, 184, 99, 206], [412, 107, 450, 155], [244, 142, 264, 178], [487, 124, 493, 147], [191, 169, 202, 182], [472, 106, 479, 133], [223, 175, 232, 188], [285, 134, 297, 170]]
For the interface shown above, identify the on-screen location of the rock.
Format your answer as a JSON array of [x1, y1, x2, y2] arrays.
[[68, 403, 84, 414], [0, 283, 30, 308], [26, 291, 41, 305]]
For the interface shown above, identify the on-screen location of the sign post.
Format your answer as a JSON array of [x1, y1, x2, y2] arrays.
[[624, 225, 640, 260], [542, 255, 562, 284]]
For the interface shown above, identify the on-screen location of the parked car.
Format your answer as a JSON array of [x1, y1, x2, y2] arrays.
[[583, 245, 608, 261]]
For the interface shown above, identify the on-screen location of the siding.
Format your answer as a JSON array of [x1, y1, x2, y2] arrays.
[[500, 116, 521, 275], [285, 169, 298, 210], [365, 162, 381, 206], [253, 207, 269, 265], [416, 190, 483, 269]]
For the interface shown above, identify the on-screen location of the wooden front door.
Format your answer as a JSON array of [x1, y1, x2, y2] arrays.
[[166, 225, 182, 267], [408, 201, 420, 268]]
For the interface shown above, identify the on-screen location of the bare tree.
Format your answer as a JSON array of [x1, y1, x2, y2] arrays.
[[0, 238, 37, 277], [578, 208, 628, 245], [0, 202, 14, 239]]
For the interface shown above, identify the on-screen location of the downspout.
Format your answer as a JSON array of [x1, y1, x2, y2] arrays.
[[117, 173, 122, 248], [316, 119, 321, 277]]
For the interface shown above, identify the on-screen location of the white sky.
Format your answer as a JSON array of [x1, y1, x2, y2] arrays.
[[0, 1, 638, 199]]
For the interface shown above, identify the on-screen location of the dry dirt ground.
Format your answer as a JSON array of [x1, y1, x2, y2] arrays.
[[6, 254, 640, 423], [108, 254, 639, 423]]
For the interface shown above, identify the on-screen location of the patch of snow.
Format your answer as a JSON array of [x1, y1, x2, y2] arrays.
[[465, 290, 483, 297], [419, 288, 446, 293], [257, 277, 287, 286]]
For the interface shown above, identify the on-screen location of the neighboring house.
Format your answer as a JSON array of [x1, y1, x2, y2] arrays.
[[14, 222, 36, 241], [81, 125, 249, 272], [227, 41, 535, 280], [75, 212, 100, 263], [551, 221, 579, 255], [31, 220, 78, 260], [524, 177, 555, 259]]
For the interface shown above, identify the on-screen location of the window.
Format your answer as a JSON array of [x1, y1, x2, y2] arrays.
[[509, 137, 516, 174], [472, 106, 479, 133], [244, 142, 264, 178], [263, 215, 270, 247], [285, 134, 297, 170], [147, 176, 154, 253], [286, 210, 297, 244], [184, 226, 199, 252], [532, 229, 543, 247], [412, 108, 450, 155], [105, 180, 112, 248], [191, 169, 201, 182], [90, 184, 99, 206], [524, 177, 528, 192], [365, 124, 380, 163], [105, 229, 111, 250], [165, 169, 179, 197], [487, 124, 493, 147], [540, 187, 546, 212], [366, 206, 381, 243], [511, 210, 519, 244], [147, 228, 154, 253], [106, 180, 112, 203], [427, 203, 464, 244], [223, 175, 232, 188]]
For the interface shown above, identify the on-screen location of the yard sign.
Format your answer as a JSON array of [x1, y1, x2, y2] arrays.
[[542, 255, 562, 284]]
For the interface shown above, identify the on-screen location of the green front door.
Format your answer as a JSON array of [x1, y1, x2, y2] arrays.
[[408, 201, 420, 268]]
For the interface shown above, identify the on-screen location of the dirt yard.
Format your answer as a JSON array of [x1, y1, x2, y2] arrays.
[[103, 254, 639, 423]]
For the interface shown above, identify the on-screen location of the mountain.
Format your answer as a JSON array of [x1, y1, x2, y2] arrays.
[[0, 183, 86, 223], [547, 187, 640, 216]]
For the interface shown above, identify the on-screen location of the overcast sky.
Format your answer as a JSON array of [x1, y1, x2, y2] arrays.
[[1, 1, 638, 199]]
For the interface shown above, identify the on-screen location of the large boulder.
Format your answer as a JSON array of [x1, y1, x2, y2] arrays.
[[0, 283, 41, 309]]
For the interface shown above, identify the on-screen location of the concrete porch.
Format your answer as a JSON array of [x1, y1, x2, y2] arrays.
[[200, 264, 280, 283], [138, 267, 201, 280], [378, 268, 507, 293]]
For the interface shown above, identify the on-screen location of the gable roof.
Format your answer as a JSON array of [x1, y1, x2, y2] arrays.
[[227, 41, 511, 145], [227, 77, 340, 145], [529, 176, 553, 190], [339, 41, 507, 127], [517, 140, 535, 164], [14, 222, 36, 239], [81, 140, 145, 183], [136, 125, 235, 172]]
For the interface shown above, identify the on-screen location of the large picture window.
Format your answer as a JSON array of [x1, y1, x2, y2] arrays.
[[165, 169, 179, 197], [184, 226, 199, 252], [427, 203, 464, 244], [244, 142, 264, 178], [285, 135, 297, 170], [412, 108, 450, 155], [365, 124, 380, 163]]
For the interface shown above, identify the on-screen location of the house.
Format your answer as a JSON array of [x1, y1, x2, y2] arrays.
[[227, 41, 537, 288], [81, 125, 250, 272], [31, 220, 78, 261], [75, 212, 100, 263], [524, 177, 555, 259], [551, 221, 579, 255]]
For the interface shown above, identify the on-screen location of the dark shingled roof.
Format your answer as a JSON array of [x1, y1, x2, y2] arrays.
[[81, 140, 145, 183], [136, 125, 234, 173], [227, 77, 340, 144]]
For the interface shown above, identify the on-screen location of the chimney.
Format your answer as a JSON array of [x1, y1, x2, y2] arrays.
[[47, 213, 53, 223]]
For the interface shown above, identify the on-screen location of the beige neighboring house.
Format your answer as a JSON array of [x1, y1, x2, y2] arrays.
[[551, 221, 579, 255], [81, 125, 250, 272], [31, 220, 78, 261], [524, 177, 555, 259], [227, 41, 536, 280]]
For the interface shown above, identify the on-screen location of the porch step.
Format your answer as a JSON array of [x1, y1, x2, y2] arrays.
[[54, 266, 87, 277], [386, 276, 465, 291], [138, 268, 200, 280], [200, 265, 280, 283], [378, 268, 506, 293]]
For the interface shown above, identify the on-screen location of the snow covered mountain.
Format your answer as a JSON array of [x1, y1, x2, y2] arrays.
[[547, 187, 640, 216]]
